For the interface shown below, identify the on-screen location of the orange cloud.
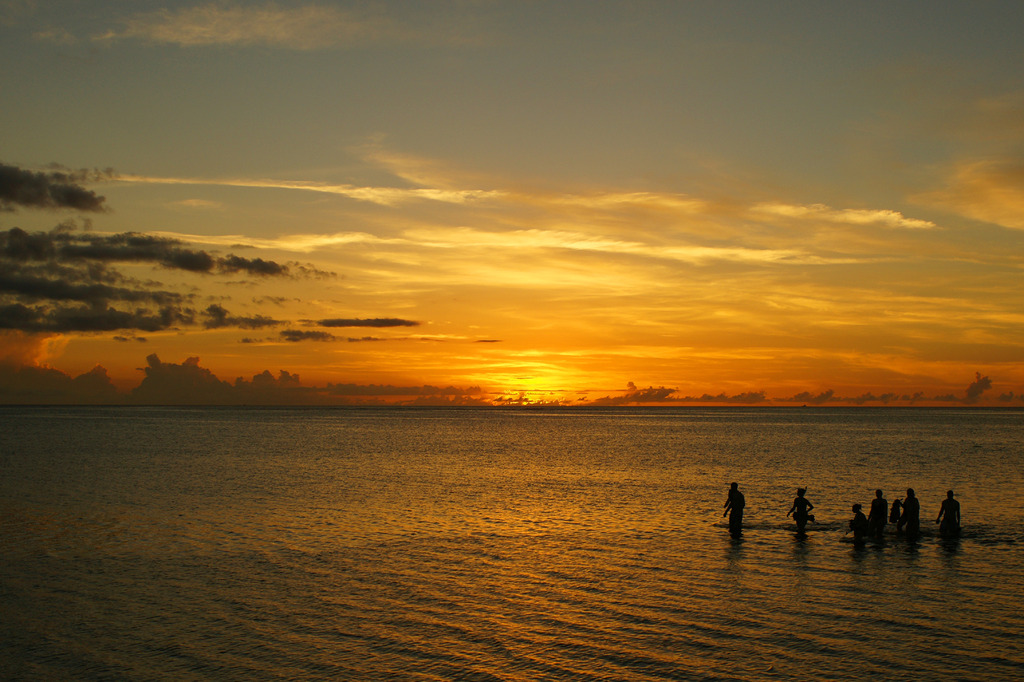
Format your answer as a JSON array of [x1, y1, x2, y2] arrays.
[[0, 330, 68, 366]]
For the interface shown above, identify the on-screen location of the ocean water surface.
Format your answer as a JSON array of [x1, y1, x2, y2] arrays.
[[1, 406, 1022, 679]]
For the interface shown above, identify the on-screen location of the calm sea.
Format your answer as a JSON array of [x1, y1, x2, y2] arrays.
[[1, 406, 1022, 680]]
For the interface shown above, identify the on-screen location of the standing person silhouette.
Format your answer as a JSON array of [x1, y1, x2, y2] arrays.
[[898, 488, 921, 539], [787, 488, 814, 533], [868, 489, 888, 539], [889, 496, 903, 526], [723, 482, 745, 536], [936, 489, 961, 537], [849, 503, 869, 544]]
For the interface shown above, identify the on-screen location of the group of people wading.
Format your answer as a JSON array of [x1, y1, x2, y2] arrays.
[[722, 482, 962, 542]]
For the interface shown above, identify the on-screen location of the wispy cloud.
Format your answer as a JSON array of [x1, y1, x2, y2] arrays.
[[149, 230, 397, 254], [400, 226, 840, 266], [172, 198, 223, 210], [94, 2, 479, 50], [116, 173, 504, 206], [32, 27, 76, 45], [117, 171, 890, 269], [752, 202, 937, 230], [914, 159, 1024, 230], [99, 4, 393, 49], [539, 191, 710, 213]]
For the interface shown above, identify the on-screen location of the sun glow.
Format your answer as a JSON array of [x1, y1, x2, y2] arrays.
[[4, 3, 1024, 406]]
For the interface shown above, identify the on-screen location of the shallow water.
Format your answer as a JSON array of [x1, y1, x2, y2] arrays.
[[1, 407, 1022, 679]]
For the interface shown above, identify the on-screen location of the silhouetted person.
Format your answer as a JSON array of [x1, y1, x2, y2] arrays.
[[936, 489, 961, 537], [889, 496, 903, 526], [849, 503, 869, 544], [868, 489, 888, 539], [787, 488, 814, 532], [898, 488, 920, 539], [723, 482, 745, 535]]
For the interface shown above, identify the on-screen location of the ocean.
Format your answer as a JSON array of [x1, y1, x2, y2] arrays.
[[1, 406, 1022, 680]]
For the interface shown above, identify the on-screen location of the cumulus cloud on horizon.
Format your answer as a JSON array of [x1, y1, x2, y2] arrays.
[[0, 352, 1007, 407], [0, 353, 490, 405]]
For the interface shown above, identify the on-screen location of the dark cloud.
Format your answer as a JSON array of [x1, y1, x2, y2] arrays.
[[0, 363, 121, 404], [776, 384, 1003, 405], [675, 391, 768, 404], [0, 349, 1019, 407], [589, 378, 765, 401], [0, 162, 107, 212], [965, 372, 992, 403], [0, 353, 487, 405], [317, 317, 420, 328], [230, 369, 324, 405], [6, 303, 194, 333], [0, 267, 184, 305], [289, 263, 336, 279], [239, 369, 302, 389], [131, 354, 236, 404], [588, 383, 677, 406], [281, 330, 337, 342], [219, 255, 288, 276], [55, 231, 217, 273], [2, 227, 292, 275], [254, 296, 297, 306], [0, 224, 297, 334], [401, 394, 493, 406], [0, 304, 44, 330], [202, 304, 281, 330], [61, 304, 191, 332], [1, 225, 59, 260], [786, 389, 836, 405]]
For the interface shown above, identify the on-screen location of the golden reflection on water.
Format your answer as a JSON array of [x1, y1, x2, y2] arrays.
[[2, 407, 1024, 679]]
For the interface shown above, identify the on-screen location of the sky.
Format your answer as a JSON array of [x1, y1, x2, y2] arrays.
[[2, 0, 1024, 406]]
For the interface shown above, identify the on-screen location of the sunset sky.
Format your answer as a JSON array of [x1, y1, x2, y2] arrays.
[[2, 1, 1024, 405]]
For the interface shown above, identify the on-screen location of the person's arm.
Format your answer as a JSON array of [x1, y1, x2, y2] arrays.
[[936, 502, 944, 524], [787, 501, 794, 517], [807, 501, 814, 512]]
